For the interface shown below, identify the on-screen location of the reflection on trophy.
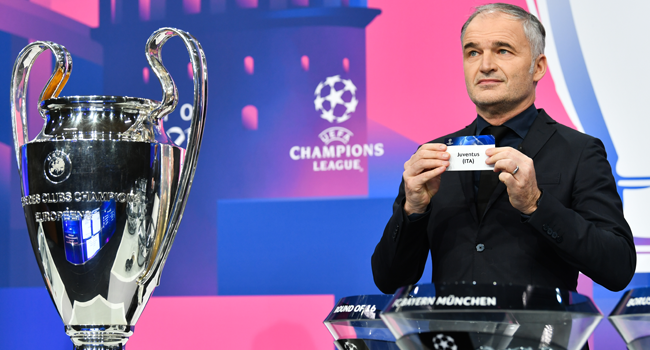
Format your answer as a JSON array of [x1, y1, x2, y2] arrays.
[[137, 217, 155, 268], [126, 179, 147, 236], [10, 27, 207, 349]]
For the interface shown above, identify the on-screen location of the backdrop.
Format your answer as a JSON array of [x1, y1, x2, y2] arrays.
[[0, 0, 648, 349]]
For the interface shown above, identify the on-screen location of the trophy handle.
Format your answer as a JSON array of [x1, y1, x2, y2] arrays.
[[143, 28, 207, 284], [10, 41, 72, 171]]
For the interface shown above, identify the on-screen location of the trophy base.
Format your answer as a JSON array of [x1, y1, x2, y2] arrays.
[[66, 325, 133, 350]]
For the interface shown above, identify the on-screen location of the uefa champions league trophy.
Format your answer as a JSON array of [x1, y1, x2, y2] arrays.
[[10, 27, 207, 349]]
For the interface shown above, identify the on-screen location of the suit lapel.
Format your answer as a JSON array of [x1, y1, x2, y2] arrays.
[[482, 109, 557, 217], [518, 109, 557, 159]]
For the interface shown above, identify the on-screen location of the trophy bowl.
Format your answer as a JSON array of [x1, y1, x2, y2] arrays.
[[10, 28, 207, 349]]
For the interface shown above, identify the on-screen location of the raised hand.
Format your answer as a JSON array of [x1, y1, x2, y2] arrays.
[[403, 143, 450, 215]]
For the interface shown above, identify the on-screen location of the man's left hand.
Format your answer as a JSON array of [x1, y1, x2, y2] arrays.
[[486, 147, 541, 215]]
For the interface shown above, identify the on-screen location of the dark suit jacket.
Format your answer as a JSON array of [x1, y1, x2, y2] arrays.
[[371, 109, 636, 293]]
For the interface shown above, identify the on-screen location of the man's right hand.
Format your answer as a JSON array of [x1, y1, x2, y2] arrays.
[[403, 143, 450, 215]]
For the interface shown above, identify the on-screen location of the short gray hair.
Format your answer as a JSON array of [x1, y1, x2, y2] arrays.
[[461, 3, 546, 72]]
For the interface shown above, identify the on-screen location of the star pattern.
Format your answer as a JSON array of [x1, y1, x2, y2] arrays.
[[314, 95, 325, 111], [433, 334, 457, 350], [314, 75, 358, 123], [344, 97, 358, 114], [324, 75, 341, 86], [342, 78, 357, 94], [325, 87, 345, 107], [320, 108, 336, 123], [314, 81, 324, 96]]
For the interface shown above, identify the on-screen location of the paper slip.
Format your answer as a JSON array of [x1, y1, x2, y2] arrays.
[[444, 135, 495, 171]]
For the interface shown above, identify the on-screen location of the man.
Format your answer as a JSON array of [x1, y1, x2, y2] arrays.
[[371, 3, 635, 294]]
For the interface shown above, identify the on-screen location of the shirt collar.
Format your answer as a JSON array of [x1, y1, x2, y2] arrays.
[[476, 104, 538, 139]]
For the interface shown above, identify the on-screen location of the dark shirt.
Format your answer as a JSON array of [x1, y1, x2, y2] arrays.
[[475, 103, 538, 147], [473, 104, 538, 195]]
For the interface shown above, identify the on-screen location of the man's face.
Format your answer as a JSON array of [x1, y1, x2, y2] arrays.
[[462, 12, 540, 115]]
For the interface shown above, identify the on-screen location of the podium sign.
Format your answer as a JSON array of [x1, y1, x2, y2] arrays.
[[380, 283, 602, 350], [609, 287, 650, 350], [324, 294, 399, 350]]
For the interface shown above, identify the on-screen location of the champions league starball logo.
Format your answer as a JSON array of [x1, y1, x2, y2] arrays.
[[314, 75, 359, 123], [433, 333, 457, 350], [288, 74, 383, 172]]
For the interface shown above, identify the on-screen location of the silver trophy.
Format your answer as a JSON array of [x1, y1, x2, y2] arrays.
[[10, 28, 207, 349]]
